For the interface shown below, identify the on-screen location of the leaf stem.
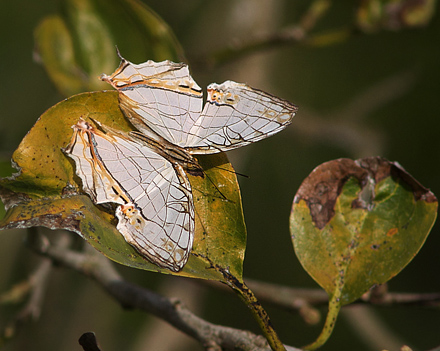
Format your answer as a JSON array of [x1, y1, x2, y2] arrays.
[[303, 290, 342, 350], [220, 269, 286, 351]]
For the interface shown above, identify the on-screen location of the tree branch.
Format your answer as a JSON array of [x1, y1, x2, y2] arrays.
[[193, 0, 353, 69], [6, 233, 439, 351], [31, 238, 301, 351]]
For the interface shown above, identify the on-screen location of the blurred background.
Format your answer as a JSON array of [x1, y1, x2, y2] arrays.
[[1, 0, 440, 350]]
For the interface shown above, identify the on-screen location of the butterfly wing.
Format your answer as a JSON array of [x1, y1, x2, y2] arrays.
[[101, 57, 203, 147], [102, 58, 297, 154], [64, 120, 194, 272], [185, 80, 297, 154]]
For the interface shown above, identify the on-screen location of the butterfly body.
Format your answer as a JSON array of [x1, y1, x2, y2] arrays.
[[129, 131, 204, 178]]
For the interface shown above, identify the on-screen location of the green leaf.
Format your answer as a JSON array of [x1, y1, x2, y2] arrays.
[[291, 157, 437, 302], [0, 92, 246, 282], [34, 0, 185, 96], [290, 157, 437, 349], [34, 15, 87, 97], [355, 0, 437, 32]]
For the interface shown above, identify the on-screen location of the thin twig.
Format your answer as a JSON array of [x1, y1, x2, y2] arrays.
[[287, 69, 416, 158], [191, 1, 357, 69], [1, 229, 72, 344], [342, 305, 406, 351], [206, 277, 440, 317], [247, 278, 440, 308], [1, 259, 52, 343], [196, 25, 306, 69]]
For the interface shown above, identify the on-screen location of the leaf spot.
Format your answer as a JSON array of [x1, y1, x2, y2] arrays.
[[386, 228, 398, 237]]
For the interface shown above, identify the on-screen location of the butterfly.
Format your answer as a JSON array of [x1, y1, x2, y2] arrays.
[[65, 55, 297, 272]]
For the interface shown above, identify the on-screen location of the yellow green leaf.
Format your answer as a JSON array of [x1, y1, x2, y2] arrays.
[[34, 0, 185, 96], [290, 157, 437, 349], [34, 15, 87, 97], [0, 92, 246, 281]]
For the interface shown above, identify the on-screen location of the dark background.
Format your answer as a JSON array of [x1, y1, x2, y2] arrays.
[[1, 1, 440, 350]]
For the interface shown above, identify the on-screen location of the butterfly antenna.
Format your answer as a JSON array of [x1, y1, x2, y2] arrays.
[[194, 166, 249, 202], [213, 166, 249, 179], [192, 172, 233, 203], [115, 46, 123, 60], [206, 145, 250, 179], [207, 172, 229, 201]]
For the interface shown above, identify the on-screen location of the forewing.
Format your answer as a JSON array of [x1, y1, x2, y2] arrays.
[[101, 57, 203, 147], [185, 80, 297, 154], [64, 120, 125, 205], [64, 120, 194, 271]]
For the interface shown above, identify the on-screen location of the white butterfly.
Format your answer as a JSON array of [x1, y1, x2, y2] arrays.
[[65, 120, 194, 271], [65, 56, 297, 272]]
